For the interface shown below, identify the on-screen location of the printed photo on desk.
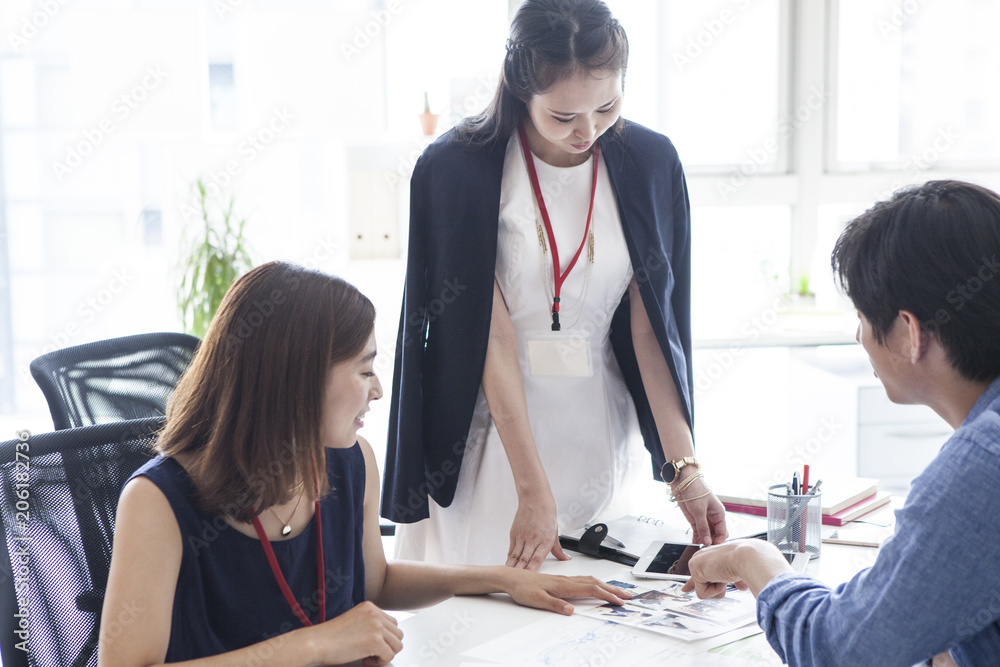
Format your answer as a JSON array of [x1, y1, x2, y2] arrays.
[[574, 578, 757, 641]]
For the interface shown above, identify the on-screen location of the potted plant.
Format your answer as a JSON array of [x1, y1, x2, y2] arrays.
[[176, 178, 255, 338], [794, 273, 816, 307], [418, 91, 439, 136]]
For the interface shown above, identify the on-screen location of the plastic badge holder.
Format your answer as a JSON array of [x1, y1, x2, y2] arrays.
[[767, 483, 821, 559]]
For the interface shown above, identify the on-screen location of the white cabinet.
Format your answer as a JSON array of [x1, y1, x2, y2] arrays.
[[856, 385, 951, 491]]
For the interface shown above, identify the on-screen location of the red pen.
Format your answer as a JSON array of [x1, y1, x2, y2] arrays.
[[800, 465, 810, 554]]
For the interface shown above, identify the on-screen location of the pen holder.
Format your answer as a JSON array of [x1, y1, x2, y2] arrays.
[[767, 484, 821, 559]]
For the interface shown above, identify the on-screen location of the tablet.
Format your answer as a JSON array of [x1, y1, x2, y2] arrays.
[[631, 541, 809, 580]]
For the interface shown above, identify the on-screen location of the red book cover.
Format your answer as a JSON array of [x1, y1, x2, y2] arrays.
[[724, 492, 892, 526]]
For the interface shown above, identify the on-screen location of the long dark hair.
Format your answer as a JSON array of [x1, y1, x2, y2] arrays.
[[457, 0, 629, 146], [157, 261, 375, 521]]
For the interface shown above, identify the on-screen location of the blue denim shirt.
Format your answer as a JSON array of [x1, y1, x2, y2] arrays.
[[757, 376, 1000, 667]]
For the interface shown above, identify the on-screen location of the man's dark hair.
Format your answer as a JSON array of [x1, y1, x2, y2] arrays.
[[832, 180, 1000, 382]]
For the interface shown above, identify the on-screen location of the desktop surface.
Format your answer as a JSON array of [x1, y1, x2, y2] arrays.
[[386, 538, 882, 666]]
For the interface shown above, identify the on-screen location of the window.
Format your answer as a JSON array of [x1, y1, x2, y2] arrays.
[[836, 0, 1000, 168], [208, 63, 237, 132], [3, 0, 1000, 431]]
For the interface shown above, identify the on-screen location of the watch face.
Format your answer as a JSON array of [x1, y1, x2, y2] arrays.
[[662, 464, 677, 483]]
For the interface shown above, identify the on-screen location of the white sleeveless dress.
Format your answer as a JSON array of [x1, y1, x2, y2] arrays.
[[394, 133, 645, 565]]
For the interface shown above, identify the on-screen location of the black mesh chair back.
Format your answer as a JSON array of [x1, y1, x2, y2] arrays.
[[0, 418, 163, 667], [30, 333, 199, 430]]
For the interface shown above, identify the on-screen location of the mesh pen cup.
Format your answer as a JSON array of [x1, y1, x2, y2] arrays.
[[767, 484, 821, 559]]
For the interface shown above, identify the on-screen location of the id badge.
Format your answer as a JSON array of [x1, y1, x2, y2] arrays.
[[525, 330, 593, 377]]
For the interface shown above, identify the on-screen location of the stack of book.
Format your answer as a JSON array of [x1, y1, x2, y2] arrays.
[[716, 477, 891, 527]]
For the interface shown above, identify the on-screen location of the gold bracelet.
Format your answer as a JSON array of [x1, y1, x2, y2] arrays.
[[668, 472, 703, 502], [675, 490, 712, 503], [672, 471, 702, 495]]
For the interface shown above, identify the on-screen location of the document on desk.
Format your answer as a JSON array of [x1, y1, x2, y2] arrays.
[[460, 614, 672, 666], [574, 579, 758, 642]]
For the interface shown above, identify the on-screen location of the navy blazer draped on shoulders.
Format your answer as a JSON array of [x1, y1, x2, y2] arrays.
[[381, 120, 693, 523]]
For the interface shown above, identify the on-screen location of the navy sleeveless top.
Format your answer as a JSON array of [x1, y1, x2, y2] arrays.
[[129, 444, 367, 661]]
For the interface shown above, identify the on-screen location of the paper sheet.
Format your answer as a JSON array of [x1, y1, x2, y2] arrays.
[[461, 614, 671, 666]]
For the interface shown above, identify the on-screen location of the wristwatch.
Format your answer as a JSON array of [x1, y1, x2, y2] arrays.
[[660, 457, 700, 484]]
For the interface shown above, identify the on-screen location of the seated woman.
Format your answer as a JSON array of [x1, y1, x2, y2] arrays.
[[682, 180, 1000, 667], [99, 261, 629, 666]]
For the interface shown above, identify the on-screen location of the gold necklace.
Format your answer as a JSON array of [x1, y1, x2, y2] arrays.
[[268, 483, 305, 536]]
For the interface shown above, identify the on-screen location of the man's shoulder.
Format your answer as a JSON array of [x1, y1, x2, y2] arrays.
[[960, 410, 1000, 457], [955, 378, 1000, 456]]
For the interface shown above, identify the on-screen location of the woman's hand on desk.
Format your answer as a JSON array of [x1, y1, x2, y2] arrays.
[[501, 571, 632, 615], [506, 488, 570, 571], [303, 601, 403, 667], [673, 474, 729, 547]]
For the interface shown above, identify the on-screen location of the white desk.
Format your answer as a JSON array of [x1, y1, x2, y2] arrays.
[[386, 537, 884, 666]]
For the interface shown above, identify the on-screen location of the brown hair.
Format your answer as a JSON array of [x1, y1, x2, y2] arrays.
[[157, 261, 375, 521]]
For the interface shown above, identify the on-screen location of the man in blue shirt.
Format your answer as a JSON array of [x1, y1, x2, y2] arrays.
[[683, 180, 1000, 667]]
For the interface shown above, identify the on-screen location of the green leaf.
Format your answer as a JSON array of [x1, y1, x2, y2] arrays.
[[175, 177, 256, 337]]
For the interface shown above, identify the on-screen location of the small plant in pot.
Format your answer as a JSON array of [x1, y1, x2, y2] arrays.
[[418, 91, 439, 136], [794, 274, 816, 307]]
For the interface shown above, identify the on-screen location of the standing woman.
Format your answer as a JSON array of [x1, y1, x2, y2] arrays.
[[383, 0, 727, 569]]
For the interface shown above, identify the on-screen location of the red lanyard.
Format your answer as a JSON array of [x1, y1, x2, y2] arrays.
[[517, 122, 600, 331], [251, 497, 325, 627]]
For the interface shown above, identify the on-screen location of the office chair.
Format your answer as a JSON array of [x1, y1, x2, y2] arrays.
[[29, 332, 199, 430], [0, 417, 163, 667]]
